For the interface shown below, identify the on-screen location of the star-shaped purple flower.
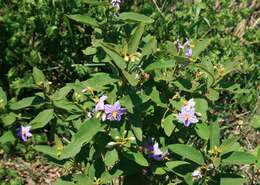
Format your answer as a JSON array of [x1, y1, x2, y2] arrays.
[[104, 101, 126, 121], [95, 95, 107, 112], [185, 38, 192, 58], [18, 126, 32, 142], [145, 137, 168, 161], [178, 108, 198, 127]]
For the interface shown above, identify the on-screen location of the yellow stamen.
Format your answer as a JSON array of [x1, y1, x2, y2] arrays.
[[112, 111, 118, 118], [184, 114, 190, 121]]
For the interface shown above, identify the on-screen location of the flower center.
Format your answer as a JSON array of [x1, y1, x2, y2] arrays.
[[184, 114, 190, 121], [112, 111, 118, 118], [22, 130, 26, 137]]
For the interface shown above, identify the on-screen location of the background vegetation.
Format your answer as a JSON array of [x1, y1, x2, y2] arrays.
[[0, 0, 259, 184]]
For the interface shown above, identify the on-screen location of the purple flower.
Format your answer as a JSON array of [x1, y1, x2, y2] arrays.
[[145, 138, 168, 161], [177, 39, 184, 52], [104, 101, 126, 121], [183, 98, 195, 110], [95, 95, 107, 112], [18, 126, 32, 142], [185, 38, 192, 58], [178, 108, 198, 127]]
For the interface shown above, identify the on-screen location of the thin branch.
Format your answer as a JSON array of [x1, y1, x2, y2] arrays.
[[152, 0, 165, 18]]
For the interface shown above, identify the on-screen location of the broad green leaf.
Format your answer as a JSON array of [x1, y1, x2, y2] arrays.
[[82, 47, 97, 55], [1, 112, 16, 126], [195, 123, 209, 140], [196, 60, 215, 87], [166, 161, 190, 169], [0, 131, 15, 145], [206, 88, 219, 101], [105, 149, 119, 167], [51, 85, 72, 101], [209, 122, 220, 149], [220, 178, 247, 185], [168, 144, 205, 165], [67, 14, 99, 27], [222, 151, 257, 165], [183, 173, 193, 185], [101, 43, 126, 70], [219, 137, 239, 155], [60, 119, 102, 159], [0, 87, 7, 106], [154, 167, 167, 175], [118, 12, 154, 24], [81, 73, 118, 91], [73, 174, 94, 185], [9, 96, 45, 110], [195, 98, 208, 121], [144, 59, 176, 72], [53, 179, 75, 185], [149, 87, 166, 107], [122, 70, 139, 86], [250, 115, 260, 129], [192, 38, 212, 57], [33, 67, 45, 84], [33, 145, 59, 159], [162, 115, 176, 137], [128, 23, 145, 54], [142, 36, 157, 56], [53, 99, 81, 113], [123, 151, 149, 167], [100, 170, 123, 184], [30, 109, 54, 130]]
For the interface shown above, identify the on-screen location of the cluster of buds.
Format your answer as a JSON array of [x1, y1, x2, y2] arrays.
[[107, 135, 135, 148], [124, 52, 142, 63]]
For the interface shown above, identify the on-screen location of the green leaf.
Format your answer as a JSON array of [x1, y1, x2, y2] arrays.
[[142, 36, 157, 56], [166, 161, 190, 169], [100, 43, 126, 70], [192, 38, 212, 57], [220, 178, 247, 185], [168, 144, 205, 165], [222, 151, 257, 165], [128, 23, 145, 54], [149, 87, 166, 107], [219, 137, 239, 155], [51, 85, 72, 101], [206, 88, 219, 101], [196, 60, 215, 87], [144, 59, 176, 72], [0, 131, 15, 145], [9, 96, 45, 110], [33, 67, 46, 84], [30, 109, 54, 130], [122, 70, 139, 86], [195, 123, 209, 140], [123, 151, 149, 167], [53, 99, 81, 113], [67, 14, 99, 27], [209, 122, 220, 149], [82, 47, 97, 56], [250, 115, 260, 129], [118, 12, 154, 24], [105, 149, 119, 167], [1, 112, 17, 126], [0, 87, 7, 106], [195, 98, 208, 121], [33, 145, 59, 159], [162, 115, 176, 137], [81, 73, 118, 91], [60, 119, 102, 159]]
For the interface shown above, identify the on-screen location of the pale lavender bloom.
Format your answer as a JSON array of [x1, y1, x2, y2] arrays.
[[111, 0, 121, 9], [183, 98, 195, 110], [185, 38, 192, 58], [177, 39, 184, 52], [18, 126, 32, 142], [178, 108, 198, 127], [95, 95, 107, 112], [104, 101, 126, 121], [145, 138, 167, 161]]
